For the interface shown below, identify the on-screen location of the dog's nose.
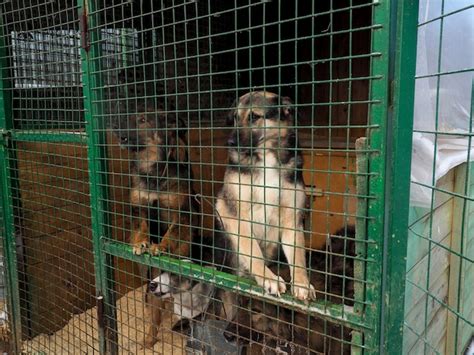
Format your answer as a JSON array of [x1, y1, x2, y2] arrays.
[[223, 330, 236, 342], [120, 136, 129, 144], [149, 281, 158, 293], [227, 137, 236, 146]]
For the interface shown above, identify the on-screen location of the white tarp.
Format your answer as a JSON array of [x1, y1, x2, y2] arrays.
[[410, 0, 474, 207]]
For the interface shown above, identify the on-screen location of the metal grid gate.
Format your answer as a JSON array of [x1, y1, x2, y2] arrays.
[[0, 1, 418, 354], [403, 1, 474, 354]]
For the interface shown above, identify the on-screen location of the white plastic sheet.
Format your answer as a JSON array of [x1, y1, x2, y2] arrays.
[[410, 1, 474, 207]]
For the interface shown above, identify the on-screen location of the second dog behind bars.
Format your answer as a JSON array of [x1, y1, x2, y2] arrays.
[[112, 108, 200, 347], [216, 91, 315, 301]]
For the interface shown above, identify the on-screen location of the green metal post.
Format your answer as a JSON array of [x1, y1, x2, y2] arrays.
[[79, 1, 118, 353], [364, 0, 391, 351], [365, 0, 419, 353], [0, 19, 22, 353], [381, 0, 419, 353]]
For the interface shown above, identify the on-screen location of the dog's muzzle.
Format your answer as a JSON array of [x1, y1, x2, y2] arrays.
[[149, 272, 172, 297]]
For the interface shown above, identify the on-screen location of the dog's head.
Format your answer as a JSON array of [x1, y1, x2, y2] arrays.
[[226, 91, 294, 148], [111, 110, 187, 161], [148, 270, 194, 297]]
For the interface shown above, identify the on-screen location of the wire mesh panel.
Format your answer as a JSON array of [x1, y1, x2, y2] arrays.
[[0, 1, 100, 353], [83, 0, 410, 354], [404, 1, 474, 354], [0, 0, 420, 354]]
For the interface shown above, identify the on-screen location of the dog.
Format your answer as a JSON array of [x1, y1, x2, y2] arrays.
[[216, 91, 315, 301], [112, 108, 199, 257], [112, 108, 200, 347], [146, 230, 238, 345], [224, 226, 356, 354]]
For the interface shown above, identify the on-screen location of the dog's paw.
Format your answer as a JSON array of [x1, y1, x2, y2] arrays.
[[132, 241, 148, 255], [149, 243, 166, 256], [258, 274, 286, 296], [142, 335, 157, 349], [292, 281, 316, 301]]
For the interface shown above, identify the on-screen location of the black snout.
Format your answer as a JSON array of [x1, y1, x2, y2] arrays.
[[223, 329, 237, 343], [120, 135, 129, 145], [227, 136, 236, 146], [149, 281, 158, 293]]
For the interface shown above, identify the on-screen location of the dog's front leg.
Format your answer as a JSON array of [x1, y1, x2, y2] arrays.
[[131, 208, 150, 255], [281, 208, 315, 301], [224, 216, 286, 296], [150, 211, 192, 257]]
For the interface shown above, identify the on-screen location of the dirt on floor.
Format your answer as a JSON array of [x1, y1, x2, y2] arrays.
[[22, 286, 186, 354]]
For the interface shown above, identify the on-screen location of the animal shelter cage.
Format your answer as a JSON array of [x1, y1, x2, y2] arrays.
[[0, 0, 469, 354]]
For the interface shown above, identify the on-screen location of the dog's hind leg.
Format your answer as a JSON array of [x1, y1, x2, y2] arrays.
[[143, 295, 168, 348], [224, 216, 286, 296], [280, 207, 315, 301]]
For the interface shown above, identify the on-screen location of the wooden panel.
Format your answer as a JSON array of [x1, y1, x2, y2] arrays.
[[403, 170, 455, 354], [16, 139, 141, 337], [16, 131, 358, 336], [302, 151, 357, 249], [404, 235, 451, 353], [446, 163, 474, 354], [26, 249, 96, 336]]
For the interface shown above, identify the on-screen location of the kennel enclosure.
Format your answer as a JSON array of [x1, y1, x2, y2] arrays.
[[0, 0, 471, 354]]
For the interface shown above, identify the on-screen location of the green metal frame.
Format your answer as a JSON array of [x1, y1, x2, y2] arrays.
[[0, 1, 421, 354], [362, 0, 418, 353], [0, 19, 23, 354], [381, 0, 419, 353], [79, 0, 118, 354]]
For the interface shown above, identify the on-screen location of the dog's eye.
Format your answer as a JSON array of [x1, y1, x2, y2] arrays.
[[249, 112, 262, 123]]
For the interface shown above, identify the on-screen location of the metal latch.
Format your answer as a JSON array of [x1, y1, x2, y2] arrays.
[[0, 130, 11, 147]]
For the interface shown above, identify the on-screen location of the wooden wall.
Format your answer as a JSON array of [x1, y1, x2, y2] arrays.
[[403, 163, 474, 354], [16, 129, 357, 336], [16, 139, 141, 337]]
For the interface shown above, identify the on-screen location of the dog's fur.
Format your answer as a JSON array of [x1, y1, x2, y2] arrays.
[[112, 108, 199, 256], [224, 226, 356, 354], [216, 91, 314, 300], [146, 230, 238, 340], [112, 109, 200, 347]]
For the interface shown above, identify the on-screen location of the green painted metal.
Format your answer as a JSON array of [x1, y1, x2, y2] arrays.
[[363, 0, 391, 352], [355, 137, 368, 320], [363, 0, 418, 353], [381, 0, 419, 353], [103, 240, 368, 331], [78, 1, 118, 353], [0, 19, 22, 354], [11, 131, 87, 144]]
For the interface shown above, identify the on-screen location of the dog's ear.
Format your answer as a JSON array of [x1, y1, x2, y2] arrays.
[[167, 115, 187, 141], [167, 123, 188, 162], [280, 96, 294, 118], [226, 98, 238, 126]]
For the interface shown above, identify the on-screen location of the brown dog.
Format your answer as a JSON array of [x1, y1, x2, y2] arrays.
[[216, 91, 314, 301], [112, 109, 200, 347]]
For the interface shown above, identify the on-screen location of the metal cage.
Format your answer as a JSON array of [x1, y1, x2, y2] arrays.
[[0, 1, 467, 354]]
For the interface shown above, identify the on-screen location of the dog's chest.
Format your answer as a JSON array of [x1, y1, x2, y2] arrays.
[[250, 153, 283, 224], [251, 154, 281, 204]]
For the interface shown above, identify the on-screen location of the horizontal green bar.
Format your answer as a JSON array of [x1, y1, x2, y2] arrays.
[[11, 131, 87, 143], [104, 240, 369, 330]]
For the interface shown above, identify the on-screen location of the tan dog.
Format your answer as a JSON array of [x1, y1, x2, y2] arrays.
[[216, 91, 315, 300], [112, 109, 199, 347]]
